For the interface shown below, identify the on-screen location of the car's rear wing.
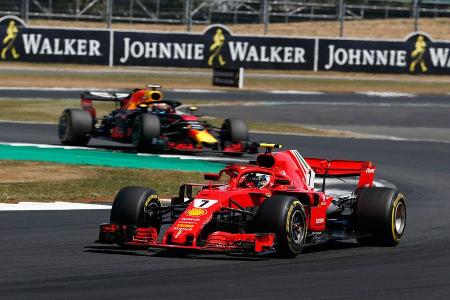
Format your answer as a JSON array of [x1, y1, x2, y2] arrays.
[[304, 158, 376, 189], [80, 91, 130, 118], [81, 91, 130, 102]]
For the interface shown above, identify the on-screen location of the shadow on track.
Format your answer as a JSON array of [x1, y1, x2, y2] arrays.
[[302, 240, 362, 254], [84, 245, 156, 257], [84, 240, 362, 261]]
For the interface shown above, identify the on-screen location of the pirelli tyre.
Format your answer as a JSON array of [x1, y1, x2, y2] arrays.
[[254, 195, 307, 257], [58, 109, 92, 146], [220, 118, 248, 146], [355, 187, 406, 246], [131, 114, 161, 152], [110, 186, 162, 232]]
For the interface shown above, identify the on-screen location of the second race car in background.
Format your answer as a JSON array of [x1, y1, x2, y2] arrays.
[[58, 85, 256, 155]]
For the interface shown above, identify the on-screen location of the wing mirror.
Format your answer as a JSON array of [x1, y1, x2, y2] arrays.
[[188, 106, 198, 115], [204, 173, 220, 181], [274, 179, 290, 185]]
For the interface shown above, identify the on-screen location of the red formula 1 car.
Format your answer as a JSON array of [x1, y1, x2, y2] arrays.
[[58, 85, 255, 154], [97, 144, 406, 257]]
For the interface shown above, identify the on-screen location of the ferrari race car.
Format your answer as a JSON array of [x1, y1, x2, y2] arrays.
[[97, 144, 406, 257], [58, 85, 254, 154]]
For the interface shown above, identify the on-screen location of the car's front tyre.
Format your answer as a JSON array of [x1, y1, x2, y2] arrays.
[[131, 114, 161, 152], [253, 195, 307, 257]]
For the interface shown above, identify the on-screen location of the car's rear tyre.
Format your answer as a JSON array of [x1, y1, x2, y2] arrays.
[[253, 195, 307, 257], [58, 109, 92, 146], [131, 114, 161, 152], [355, 187, 406, 246], [110, 186, 161, 232], [220, 118, 248, 144]]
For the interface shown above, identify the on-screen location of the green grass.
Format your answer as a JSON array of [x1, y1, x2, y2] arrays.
[[0, 99, 116, 123], [0, 161, 204, 203], [1, 66, 450, 94]]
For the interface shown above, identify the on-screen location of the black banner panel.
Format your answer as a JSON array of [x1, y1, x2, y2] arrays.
[[0, 16, 110, 65], [212, 68, 241, 87], [1, 16, 450, 75], [113, 26, 316, 70], [319, 33, 450, 75]]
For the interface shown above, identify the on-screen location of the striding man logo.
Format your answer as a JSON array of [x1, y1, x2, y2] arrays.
[[208, 28, 226, 66], [1, 20, 20, 60], [409, 35, 427, 73]]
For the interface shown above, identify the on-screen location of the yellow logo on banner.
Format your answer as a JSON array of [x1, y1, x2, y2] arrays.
[[1, 20, 20, 60], [208, 28, 226, 66], [409, 35, 427, 73]]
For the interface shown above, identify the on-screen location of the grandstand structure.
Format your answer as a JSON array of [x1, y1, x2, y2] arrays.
[[1, 0, 450, 33]]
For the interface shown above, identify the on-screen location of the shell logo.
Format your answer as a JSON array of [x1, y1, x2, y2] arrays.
[[185, 208, 207, 217]]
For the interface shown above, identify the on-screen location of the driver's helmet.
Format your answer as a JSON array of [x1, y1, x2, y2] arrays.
[[240, 172, 271, 189], [151, 104, 168, 115]]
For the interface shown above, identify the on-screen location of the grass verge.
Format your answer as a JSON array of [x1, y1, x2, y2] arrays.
[[0, 161, 203, 203], [1, 63, 450, 94], [0, 99, 116, 123]]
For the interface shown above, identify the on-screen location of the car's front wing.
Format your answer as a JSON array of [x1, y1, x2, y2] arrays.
[[97, 223, 276, 256]]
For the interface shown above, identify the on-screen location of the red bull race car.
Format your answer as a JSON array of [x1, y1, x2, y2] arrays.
[[97, 144, 406, 257], [58, 85, 255, 154]]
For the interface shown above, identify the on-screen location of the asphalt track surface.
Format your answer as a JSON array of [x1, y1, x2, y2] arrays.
[[2, 88, 449, 142], [1, 122, 450, 298]]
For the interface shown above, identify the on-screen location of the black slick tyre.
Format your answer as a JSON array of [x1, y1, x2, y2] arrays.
[[220, 118, 248, 145], [355, 187, 406, 246], [254, 195, 307, 257], [58, 109, 92, 146], [110, 186, 161, 232], [132, 114, 161, 152]]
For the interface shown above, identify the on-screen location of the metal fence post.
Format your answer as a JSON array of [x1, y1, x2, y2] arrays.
[[413, 0, 420, 32], [186, 0, 192, 32], [339, 0, 344, 37], [21, 0, 29, 23], [106, 0, 113, 28], [156, 0, 160, 20], [263, 0, 269, 35]]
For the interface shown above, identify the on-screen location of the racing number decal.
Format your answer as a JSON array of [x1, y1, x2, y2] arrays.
[[193, 199, 218, 208]]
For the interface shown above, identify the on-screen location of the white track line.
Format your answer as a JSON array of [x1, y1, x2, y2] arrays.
[[152, 154, 247, 163], [0, 86, 116, 91], [0, 202, 111, 211], [268, 90, 324, 95], [1, 142, 92, 150], [171, 88, 224, 93], [357, 91, 416, 98], [236, 100, 450, 108]]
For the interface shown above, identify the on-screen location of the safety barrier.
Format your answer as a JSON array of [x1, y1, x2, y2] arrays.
[[1, 15, 449, 75]]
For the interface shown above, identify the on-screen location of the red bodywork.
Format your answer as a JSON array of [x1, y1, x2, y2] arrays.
[[98, 149, 375, 255]]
